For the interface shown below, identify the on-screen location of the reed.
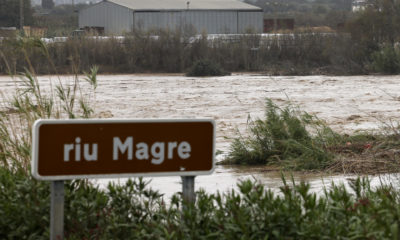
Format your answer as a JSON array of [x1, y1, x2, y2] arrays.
[[225, 98, 400, 173], [0, 31, 365, 75], [0, 37, 97, 174], [225, 99, 335, 170]]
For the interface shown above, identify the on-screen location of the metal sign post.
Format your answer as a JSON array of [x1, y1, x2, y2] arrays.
[[50, 181, 64, 240], [181, 176, 196, 206]]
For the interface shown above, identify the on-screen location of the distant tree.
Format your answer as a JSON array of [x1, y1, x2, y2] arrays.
[[348, 0, 400, 47], [312, 5, 328, 14], [42, 0, 54, 9], [0, 0, 33, 27], [324, 10, 348, 28], [344, 0, 400, 72]]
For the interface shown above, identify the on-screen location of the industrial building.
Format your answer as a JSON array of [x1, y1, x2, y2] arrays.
[[79, 0, 263, 35]]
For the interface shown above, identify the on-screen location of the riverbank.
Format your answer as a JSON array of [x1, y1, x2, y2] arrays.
[[0, 33, 379, 76]]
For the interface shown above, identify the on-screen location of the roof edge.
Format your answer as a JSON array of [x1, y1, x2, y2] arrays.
[[106, 0, 262, 11]]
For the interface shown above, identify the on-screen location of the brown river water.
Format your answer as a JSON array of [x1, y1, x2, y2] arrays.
[[1, 73, 400, 199]]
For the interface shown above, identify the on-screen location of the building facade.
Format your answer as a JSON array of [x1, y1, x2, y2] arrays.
[[79, 0, 263, 35]]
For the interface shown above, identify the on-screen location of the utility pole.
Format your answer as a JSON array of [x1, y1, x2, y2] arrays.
[[19, 0, 24, 31]]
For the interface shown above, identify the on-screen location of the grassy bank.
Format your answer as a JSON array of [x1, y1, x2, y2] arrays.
[[0, 31, 381, 76], [1, 29, 398, 76], [224, 99, 400, 174]]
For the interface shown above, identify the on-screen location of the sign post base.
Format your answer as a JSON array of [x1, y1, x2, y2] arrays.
[[181, 176, 196, 207], [50, 180, 64, 240]]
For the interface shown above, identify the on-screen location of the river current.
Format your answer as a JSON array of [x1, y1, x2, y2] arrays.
[[1, 73, 400, 198]]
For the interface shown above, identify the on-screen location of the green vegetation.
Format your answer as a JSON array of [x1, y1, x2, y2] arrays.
[[226, 99, 336, 169], [371, 45, 400, 74], [186, 59, 230, 77], [0, 37, 97, 173], [0, 31, 361, 75], [225, 99, 400, 173], [0, 0, 33, 28], [3, 167, 400, 239], [1, 0, 400, 75], [2, 37, 400, 238], [345, 0, 400, 74], [1, 0, 400, 74]]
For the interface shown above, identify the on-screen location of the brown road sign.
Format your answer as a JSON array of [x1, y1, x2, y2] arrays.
[[32, 119, 215, 180]]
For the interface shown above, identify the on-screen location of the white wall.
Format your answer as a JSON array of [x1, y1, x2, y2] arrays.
[[80, 3, 262, 35], [134, 10, 262, 34], [79, 2, 133, 35]]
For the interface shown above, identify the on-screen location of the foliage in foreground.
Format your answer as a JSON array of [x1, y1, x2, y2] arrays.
[[226, 99, 338, 170], [0, 37, 98, 173], [1, 168, 400, 239]]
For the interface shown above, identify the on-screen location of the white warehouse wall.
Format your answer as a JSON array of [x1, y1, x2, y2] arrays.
[[79, 1, 133, 35], [79, 3, 262, 35], [134, 11, 243, 34], [238, 11, 263, 33]]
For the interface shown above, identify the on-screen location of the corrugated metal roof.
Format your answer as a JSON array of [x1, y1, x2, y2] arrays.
[[106, 0, 262, 11]]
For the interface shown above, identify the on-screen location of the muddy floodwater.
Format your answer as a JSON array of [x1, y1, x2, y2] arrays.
[[1, 73, 400, 198]]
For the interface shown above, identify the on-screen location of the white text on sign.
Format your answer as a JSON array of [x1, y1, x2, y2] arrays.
[[63, 137, 192, 165]]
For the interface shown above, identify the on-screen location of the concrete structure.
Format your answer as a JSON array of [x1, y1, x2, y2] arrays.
[[79, 0, 263, 35]]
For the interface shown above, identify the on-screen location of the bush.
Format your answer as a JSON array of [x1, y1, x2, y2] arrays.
[[371, 45, 400, 74], [186, 59, 230, 77], [0, 169, 50, 239], [0, 31, 382, 75], [0, 168, 163, 239], [2, 169, 400, 239], [224, 98, 400, 173], [226, 99, 336, 170]]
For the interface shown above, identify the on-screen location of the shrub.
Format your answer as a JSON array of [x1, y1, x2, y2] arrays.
[[0, 169, 50, 239], [186, 59, 230, 77], [0, 168, 163, 239], [2, 170, 400, 239], [0, 31, 384, 75], [226, 99, 336, 170], [371, 45, 400, 74]]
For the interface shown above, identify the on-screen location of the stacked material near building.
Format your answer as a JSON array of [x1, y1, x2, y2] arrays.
[[79, 0, 263, 35]]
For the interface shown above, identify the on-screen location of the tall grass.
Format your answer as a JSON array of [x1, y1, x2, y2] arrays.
[[0, 37, 98, 174], [226, 98, 400, 173], [226, 99, 337, 170], [0, 31, 364, 75]]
